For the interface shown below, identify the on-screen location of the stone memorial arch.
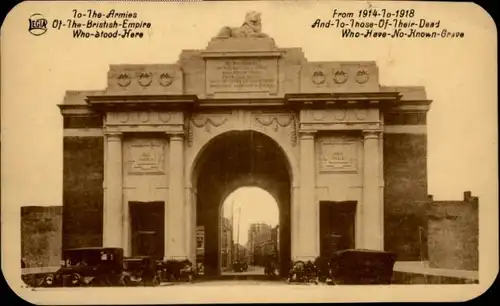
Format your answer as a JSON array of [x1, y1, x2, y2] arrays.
[[59, 12, 432, 276]]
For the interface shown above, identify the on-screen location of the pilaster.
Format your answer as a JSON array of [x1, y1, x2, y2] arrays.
[[165, 132, 187, 260], [361, 130, 383, 250], [295, 130, 319, 261], [103, 132, 124, 248]]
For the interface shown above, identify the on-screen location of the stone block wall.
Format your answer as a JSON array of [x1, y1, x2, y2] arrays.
[[426, 192, 479, 271], [62, 115, 104, 250], [21, 206, 62, 267], [383, 131, 429, 261]]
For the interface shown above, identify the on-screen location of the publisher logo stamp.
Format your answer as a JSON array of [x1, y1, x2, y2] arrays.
[[28, 13, 48, 36]]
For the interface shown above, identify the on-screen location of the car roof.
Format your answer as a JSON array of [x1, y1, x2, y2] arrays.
[[64, 247, 123, 252], [337, 249, 395, 254]]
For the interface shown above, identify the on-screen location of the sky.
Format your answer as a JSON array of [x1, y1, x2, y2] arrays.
[[1, 2, 497, 236], [222, 187, 279, 246]]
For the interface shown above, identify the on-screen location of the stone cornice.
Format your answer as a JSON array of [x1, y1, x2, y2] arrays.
[[285, 92, 432, 112], [285, 92, 401, 109], [196, 98, 287, 108], [58, 104, 97, 116], [85, 94, 198, 111], [201, 50, 283, 58], [389, 100, 433, 112]]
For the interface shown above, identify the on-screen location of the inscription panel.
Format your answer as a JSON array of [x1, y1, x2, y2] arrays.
[[205, 58, 278, 94], [319, 141, 358, 173], [127, 140, 165, 175]]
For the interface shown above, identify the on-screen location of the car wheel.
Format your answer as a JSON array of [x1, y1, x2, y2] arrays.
[[70, 273, 81, 286], [156, 270, 163, 282], [121, 275, 130, 286], [44, 274, 55, 287]]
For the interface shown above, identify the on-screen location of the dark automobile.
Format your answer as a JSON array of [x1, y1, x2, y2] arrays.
[[287, 260, 319, 284], [122, 256, 161, 286], [264, 261, 279, 278], [264, 256, 279, 278], [232, 260, 248, 272], [44, 247, 125, 287], [163, 259, 195, 282], [329, 249, 397, 285], [314, 256, 331, 282]]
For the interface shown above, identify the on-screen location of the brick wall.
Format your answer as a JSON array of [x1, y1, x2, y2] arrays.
[[62, 135, 104, 249], [384, 132, 428, 261], [21, 206, 62, 267], [426, 192, 479, 270]]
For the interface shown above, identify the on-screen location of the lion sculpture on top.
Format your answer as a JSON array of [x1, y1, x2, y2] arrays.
[[216, 11, 269, 38]]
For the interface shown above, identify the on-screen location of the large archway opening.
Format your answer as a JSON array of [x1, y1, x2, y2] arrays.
[[220, 187, 279, 275], [193, 130, 292, 277]]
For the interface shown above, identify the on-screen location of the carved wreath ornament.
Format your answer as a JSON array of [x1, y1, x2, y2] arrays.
[[355, 70, 369, 84], [333, 69, 348, 84], [138, 72, 153, 87], [117, 73, 131, 87], [159, 72, 174, 87], [312, 71, 326, 85]]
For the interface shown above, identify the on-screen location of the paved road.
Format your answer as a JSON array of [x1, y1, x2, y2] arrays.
[[27, 281, 333, 304], [222, 265, 265, 276], [186, 279, 287, 286]]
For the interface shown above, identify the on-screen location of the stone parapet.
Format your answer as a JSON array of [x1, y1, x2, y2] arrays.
[[105, 64, 184, 95]]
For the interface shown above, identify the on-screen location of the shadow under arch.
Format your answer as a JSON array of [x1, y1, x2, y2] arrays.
[[189, 129, 297, 190], [192, 130, 292, 277]]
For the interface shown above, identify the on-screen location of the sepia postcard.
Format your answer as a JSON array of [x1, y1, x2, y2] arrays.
[[0, 0, 497, 304]]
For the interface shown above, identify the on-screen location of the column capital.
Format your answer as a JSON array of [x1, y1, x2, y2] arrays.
[[167, 132, 185, 141], [299, 130, 316, 140], [362, 130, 381, 140], [105, 131, 123, 141]]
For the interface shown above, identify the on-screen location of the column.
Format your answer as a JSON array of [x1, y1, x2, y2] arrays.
[[378, 131, 385, 249], [166, 133, 186, 259], [184, 186, 194, 263], [291, 185, 300, 260], [103, 132, 123, 248], [191, 189, 197, 265], [297, 131, 319, 261], [362, 130, 384, 250]]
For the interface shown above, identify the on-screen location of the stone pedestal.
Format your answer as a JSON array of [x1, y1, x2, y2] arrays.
[[361, 131, 383, 250], [165, 133, 187, 259], [103, 132, 123, 248], [296, 131, 319, 261]]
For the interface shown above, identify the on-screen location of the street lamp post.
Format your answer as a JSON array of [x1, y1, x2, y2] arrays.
[[236, 206, 241, 261]]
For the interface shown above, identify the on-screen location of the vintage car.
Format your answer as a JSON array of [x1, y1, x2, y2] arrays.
[[287, 260, 319, 284], [162, 259, 195, 282], [263, 256, 279, 278], [329, 249, 397, 285], [264, 261, 279, 278], [44, 247, 125, 287], [122, 256, 161, 286], [313, 256, 331, 282], [232, 260, 248, 272], [196, 262, 204, 275]]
